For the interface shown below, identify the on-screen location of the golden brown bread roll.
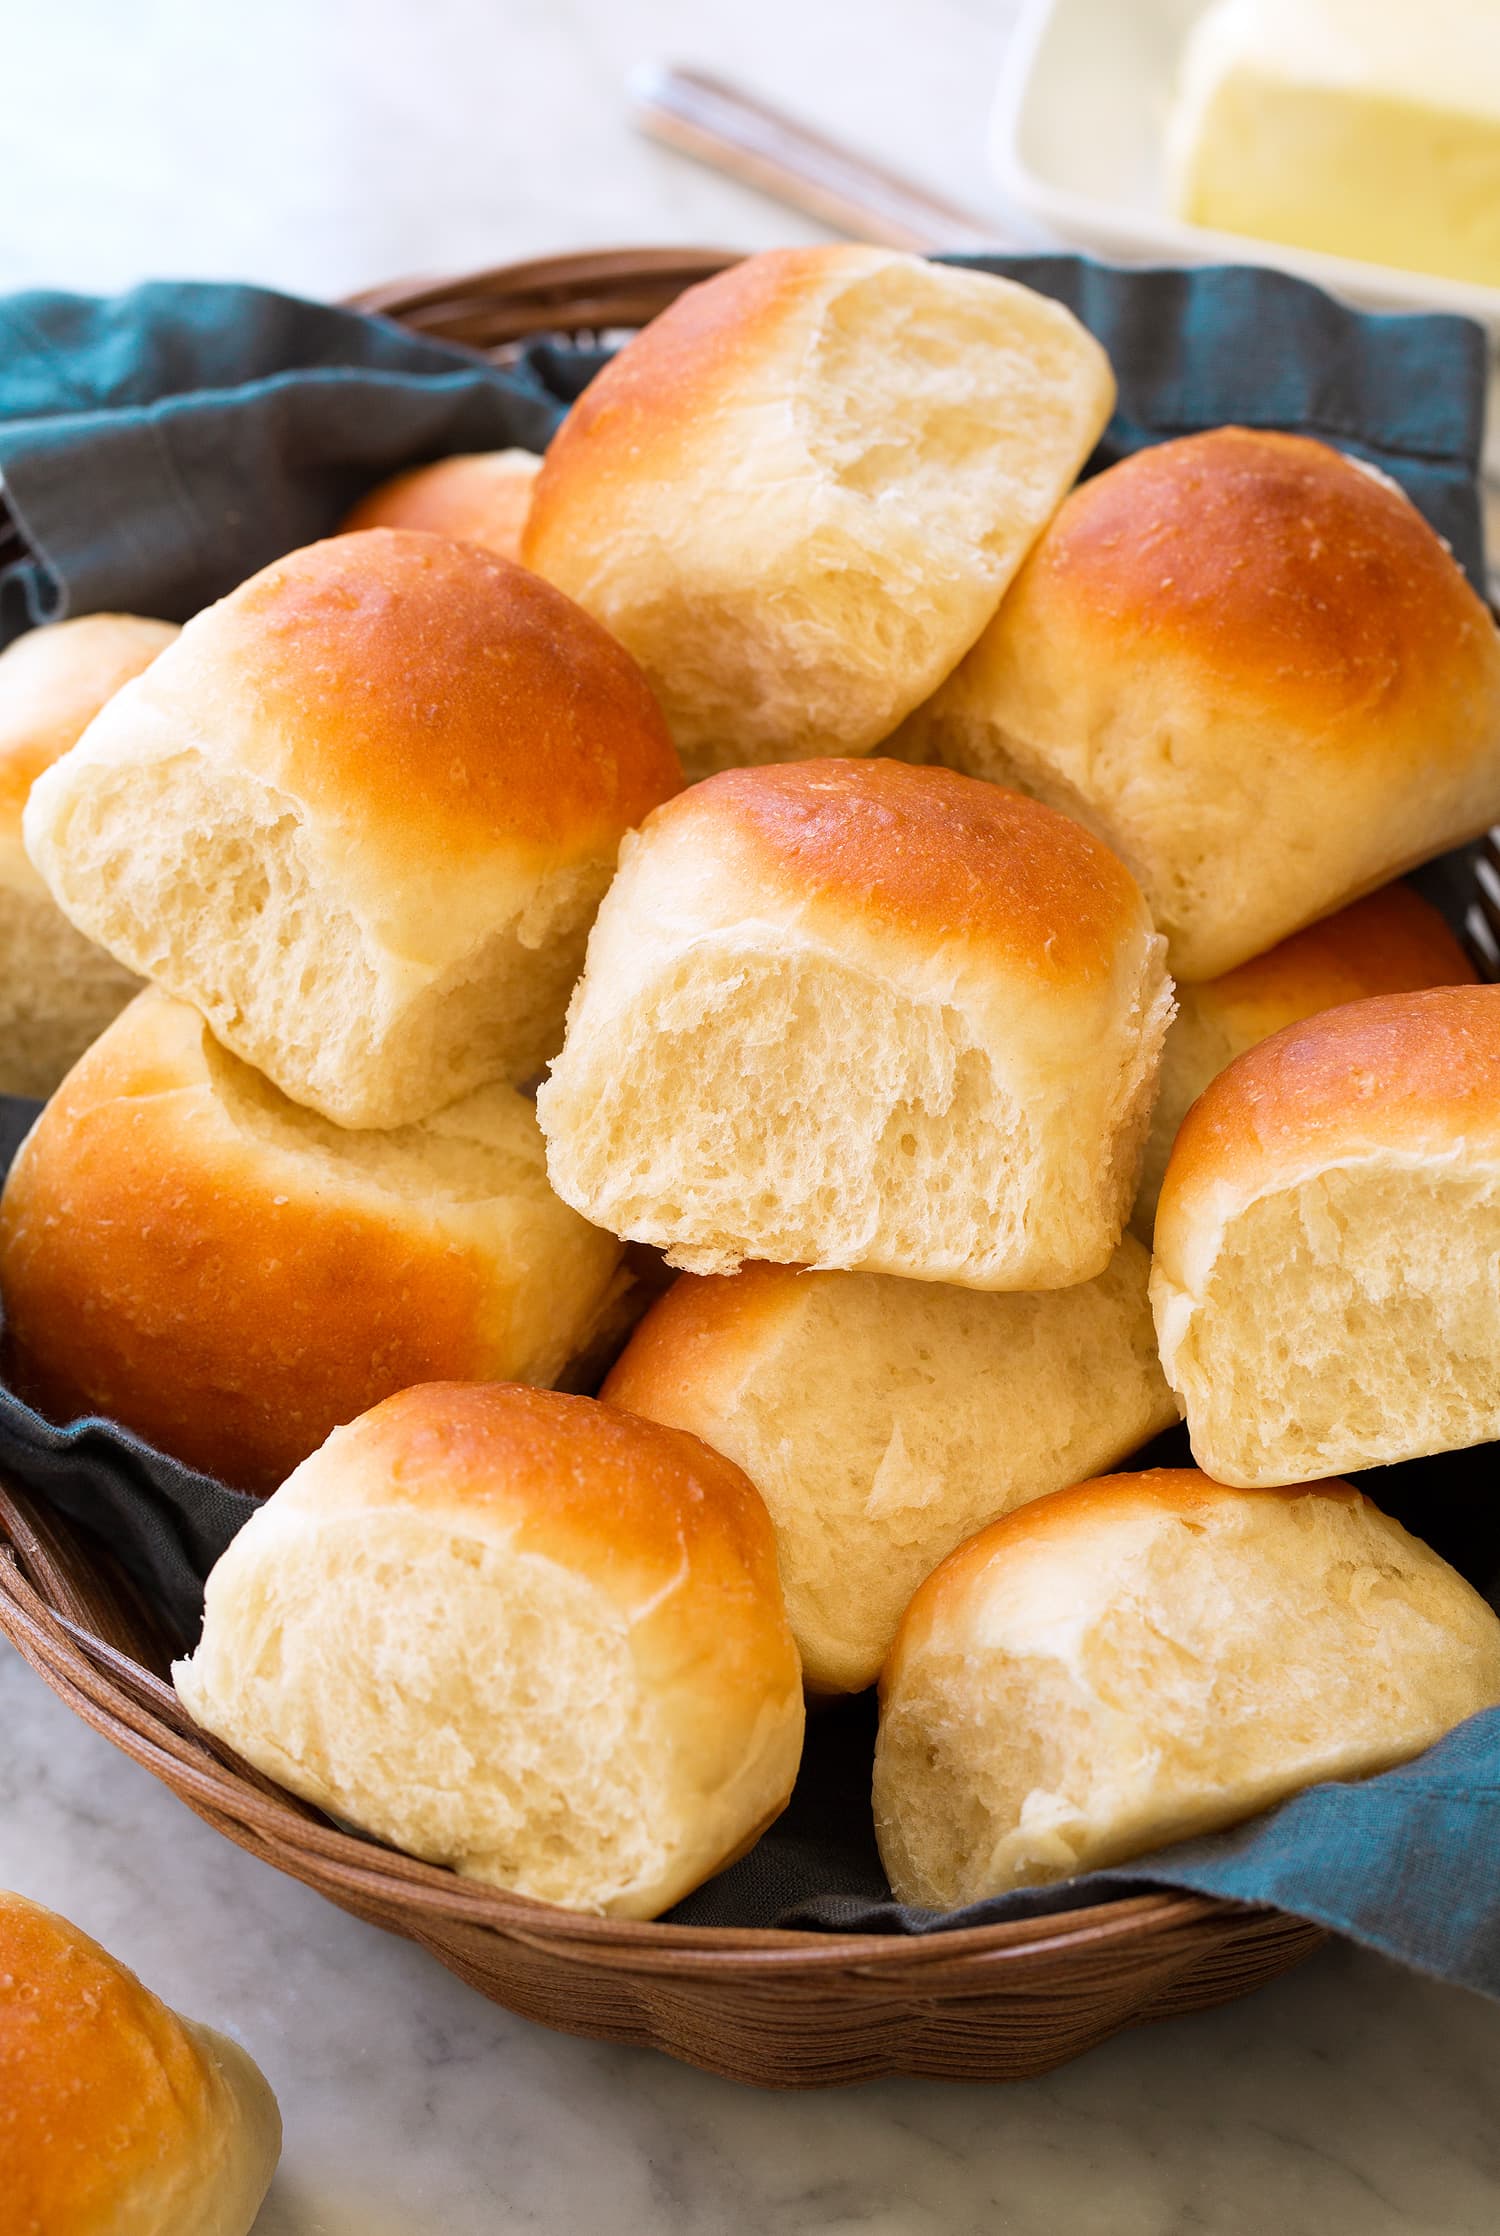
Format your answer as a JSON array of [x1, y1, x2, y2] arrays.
[[0, 1889, 280, 2235], [602, 1242, 1178, 1693], [1151, 983, 1500, 1484], [23, 530, 682, 1128], [0, 991, 624, 1493], [174, 1382, 805, 1918], [0, 614, 176, 1095], [538, 760, 1173, 1290], [523, 246, 1114, 777], [1133, 881, 1475, 1233], [875, 1469, 1500, 1906], [910, 428, 1500, 979], [340, 448, 540, 560]]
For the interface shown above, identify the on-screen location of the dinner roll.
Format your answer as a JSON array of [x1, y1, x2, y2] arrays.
[[0, 1889, 280, 2236], [0, 614, 176, 1094], [875, 1469, 1500, 1906], [23, 530, 681, 1128], [0, 990, 623, 1493], [523, 246, 1114, 777], [341, 448, 540, 560], [909, 428, 1500, 979], [173, 1383, 805, 1918], [538, 760, 1173, 1289], [1133, 882, 1475, 1234], [1151, 983, 1500, 1484], [602, 1240, 1178, 1694]]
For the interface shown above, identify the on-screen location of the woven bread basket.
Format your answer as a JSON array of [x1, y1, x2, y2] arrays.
[[15, 244, 1498, 2089]]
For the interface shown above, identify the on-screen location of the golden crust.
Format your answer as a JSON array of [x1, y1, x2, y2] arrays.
[[179, 1383, 804, 1917], [1186, 883, 1475, 1042], [0, 614, 177, 834], [1017, 428, 1498, 741], [303, 1381, 788, 1622], [882, 1467, 1358, 1693], [525, 249, 1114, 778], [0, 994, 620, 1494], [154, 529, 680, 863], [341, 451, 540, 561], [924, 427, 1500, 979], [1131, 883, 1474, 1235], [523, 250, 854, 566], [1156, 983, 1500, 1231], [651, 760, 1152, 985], [601, 1262, 795, 1420], [0, 1892, 221, 2234]]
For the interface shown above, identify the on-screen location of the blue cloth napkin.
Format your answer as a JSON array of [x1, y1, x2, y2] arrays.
[[0, 281, 585, 642], [2, 261, 1498, 1991]]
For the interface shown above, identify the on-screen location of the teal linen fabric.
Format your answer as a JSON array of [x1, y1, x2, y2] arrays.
[[0, 280, 573, 640]]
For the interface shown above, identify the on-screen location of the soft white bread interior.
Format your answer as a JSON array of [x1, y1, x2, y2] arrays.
[[538, 759, 1173, 1290], [341, 448, 541, 561], [173, 1382, 805, 1918], [522, 246, 1115, 777], [602, 1240, 1178, 1694], [875, 1468, 1500, 1906], [1133, 882, 1475, 1234], [0, 614, 176, 1094], [908, 427, 1500, 979], [1151, 984, 1500, 1484], [22, 530, 682, 1128], [0, 990, 623, 1493], [0, 1888, 280, 2236]]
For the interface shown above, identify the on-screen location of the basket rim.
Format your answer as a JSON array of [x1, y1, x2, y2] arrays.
[[345, 244, 742, 320], [0, 245, 1322, 2003], [0, 1473, 1289, 1972]]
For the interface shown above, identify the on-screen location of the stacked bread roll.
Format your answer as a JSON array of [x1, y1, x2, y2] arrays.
[[341, 447, 540, 559], [3, 529, 681, 1486], [0, 1890, 281, 2235], [0, 614, 177, 1094], [9, 246, 1500, 1923], [1131, 883, 1476, 1234], [523, 245, 1117, 775], [875, 1471, 1500, 1902]]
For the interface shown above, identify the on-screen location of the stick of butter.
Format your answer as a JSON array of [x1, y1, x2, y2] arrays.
[[1167, 0, 1500, 288]]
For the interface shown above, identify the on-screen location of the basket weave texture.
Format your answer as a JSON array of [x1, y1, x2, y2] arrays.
[[0, 248, 1333, 2088]]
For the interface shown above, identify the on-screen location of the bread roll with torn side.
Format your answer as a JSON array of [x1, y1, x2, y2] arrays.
[[1151, 983, 1500, 1484], [23, 530, 681, 1127], [875, 1470, 1500, 1906], [602, 1240, 1178, 1694], [909, 428, 1500, 979], [341, 448, 540, 560], [0, 991, 623, 1494], [1132, 882, 1475, 1235], [522, 246, 1114, 777], [537, 760, 1173, 1289], [173, 1383, 805, 1919], [0, 613, 176, 1093], [0, 1889, 280, 2236]]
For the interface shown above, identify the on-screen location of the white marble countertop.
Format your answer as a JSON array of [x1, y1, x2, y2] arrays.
[[0, 0, 1036, 301], [4, 1, 1500, 2226], [7, 1644, 1500, 2235]]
